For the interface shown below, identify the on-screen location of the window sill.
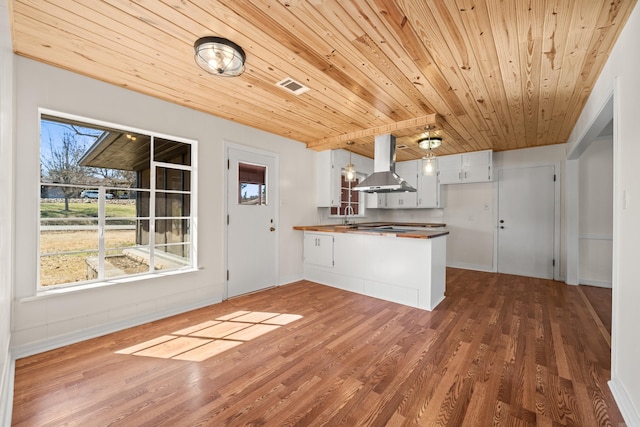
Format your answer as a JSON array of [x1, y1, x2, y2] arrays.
[[22, 267, 200, 302], [328, 214, 367, 219]]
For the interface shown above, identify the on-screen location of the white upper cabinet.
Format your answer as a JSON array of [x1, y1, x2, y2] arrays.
[[437, 150, 492, 184], [417, 169, 440, 208], [378, 160, 440, 209], [316, 149, 374, 208], [318, 151, 442, 209], [386, 161, 418, 208]]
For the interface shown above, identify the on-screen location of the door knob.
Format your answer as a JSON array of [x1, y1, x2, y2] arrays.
[[499, 220, 504, 223], [500, 226, 504, 229], [270, 227, 276, 232]]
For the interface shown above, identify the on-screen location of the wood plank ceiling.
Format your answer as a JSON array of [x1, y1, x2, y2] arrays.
[[8, 0, 637, 161]]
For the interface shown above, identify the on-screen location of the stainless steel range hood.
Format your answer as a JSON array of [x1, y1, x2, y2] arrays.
[[354, 134, 416, 193]]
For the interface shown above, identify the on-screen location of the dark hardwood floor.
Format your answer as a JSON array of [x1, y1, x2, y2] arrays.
[[12, 269, 623, 426]]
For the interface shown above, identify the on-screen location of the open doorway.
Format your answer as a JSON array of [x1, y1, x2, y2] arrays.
[[577, 134, 613, 342], [567, 94, 614, 347]]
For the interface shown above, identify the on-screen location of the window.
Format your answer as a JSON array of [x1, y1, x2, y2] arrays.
[[238, 162, 267, 205], [39, 112, 196, 289], [330, 174, 363, 216]]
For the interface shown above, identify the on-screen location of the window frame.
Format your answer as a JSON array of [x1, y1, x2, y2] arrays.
[[37, 109, 198, 293], [329, 171, 367, 218]]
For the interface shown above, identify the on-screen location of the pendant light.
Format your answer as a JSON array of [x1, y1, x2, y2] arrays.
[[194, 37, 246, 77], [422, 151, 436, 176], [344, 141, 357, 183], [418, 132, 441, 176]]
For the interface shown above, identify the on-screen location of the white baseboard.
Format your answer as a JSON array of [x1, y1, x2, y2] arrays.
[[446, 262, 494, 273], [0, 339, 14, 427], [578, 279, 612, 288], [610, 376, 640, 427], [278, 273, 304, 286], [11, 296, 221, 359]]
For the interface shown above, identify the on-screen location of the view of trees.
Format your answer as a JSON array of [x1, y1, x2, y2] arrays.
[[40, 119, 136, 211]]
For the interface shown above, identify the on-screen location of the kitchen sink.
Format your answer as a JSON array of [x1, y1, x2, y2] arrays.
[[356, 226, 414, 233]]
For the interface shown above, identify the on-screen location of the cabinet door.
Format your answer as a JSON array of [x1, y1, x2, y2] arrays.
[[417, 173, 439, 208], [462, 165, 492, 183], [366, 193, 386, 209], [436, 154, 462, 171], [437, 151, 492, 184], [438, 168, 462, 184], [329, 150, 350, 207], [461, 150, 492, 183], [387, 161, 418, 208], [304, 233, 334, 268], [462, 150, 491, 167], [316, 151, 332, 207], [435, 154, 462, 184]]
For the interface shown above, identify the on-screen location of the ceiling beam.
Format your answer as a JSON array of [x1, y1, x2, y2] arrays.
[[307, 114, 439, 151]]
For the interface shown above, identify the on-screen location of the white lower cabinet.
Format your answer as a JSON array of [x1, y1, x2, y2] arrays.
[[302, 231, 448, 311], [303, 233, 334, 268]]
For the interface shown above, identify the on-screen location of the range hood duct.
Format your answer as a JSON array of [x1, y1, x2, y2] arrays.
[[354, 134, 416, 193]]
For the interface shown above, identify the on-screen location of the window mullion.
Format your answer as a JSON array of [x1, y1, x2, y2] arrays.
[[98, 186, 106, 279], [149, 136, 156, 273]]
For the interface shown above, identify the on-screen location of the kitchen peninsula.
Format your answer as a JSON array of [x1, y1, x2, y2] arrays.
[[294, 223, 449, 311]]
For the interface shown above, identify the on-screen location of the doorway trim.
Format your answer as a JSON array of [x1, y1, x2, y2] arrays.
[[492, 161, 562, 280], [224, 141, 280, 300], [565, 92, 614, 286]]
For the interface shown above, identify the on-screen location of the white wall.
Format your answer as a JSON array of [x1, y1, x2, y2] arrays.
[[578, 140, 613, 287], [566, 3, 640, 424], [11, 58, 316, 356], [0, 0, 14, 423], [441, 182, 494, 271]]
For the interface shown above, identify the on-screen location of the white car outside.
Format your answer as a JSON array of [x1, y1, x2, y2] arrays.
[[80, 190, 113, 199]]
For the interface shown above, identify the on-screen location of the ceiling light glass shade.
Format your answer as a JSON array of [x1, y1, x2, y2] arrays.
[[418, 136, 442, 150], [344, 163, 357, 182], [422, 153, 436, 176], [344, 141, 357, 183], [194, 37, 246, 77]]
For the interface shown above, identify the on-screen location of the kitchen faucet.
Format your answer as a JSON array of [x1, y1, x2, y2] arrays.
[[343, 204, 355, 225]]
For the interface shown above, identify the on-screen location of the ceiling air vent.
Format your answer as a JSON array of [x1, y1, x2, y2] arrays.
[[276, 77, 310, 95], [397, 144, 408, 149]]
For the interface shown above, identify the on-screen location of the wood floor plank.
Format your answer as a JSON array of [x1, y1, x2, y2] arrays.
[[12, 269, 624, 426], [578, 285, 612, 336]]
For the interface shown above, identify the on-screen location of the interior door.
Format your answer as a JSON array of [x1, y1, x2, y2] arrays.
[[227, 146, 278, 298], [497, 165, 555, 279]]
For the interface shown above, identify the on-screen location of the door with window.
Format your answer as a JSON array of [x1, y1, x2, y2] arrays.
[[497, 165, 556, 279], [226, 145, 278, 298]]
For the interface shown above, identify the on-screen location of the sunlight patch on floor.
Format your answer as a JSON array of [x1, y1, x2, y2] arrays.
[[115, 311, 303, 362]]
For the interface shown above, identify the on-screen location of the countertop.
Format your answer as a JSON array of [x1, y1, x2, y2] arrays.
[[293, 222, 449, 239]]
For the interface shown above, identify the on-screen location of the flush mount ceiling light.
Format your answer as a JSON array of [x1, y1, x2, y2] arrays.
[[418, 136, 442, 150], [194, 36, 246, 77]]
